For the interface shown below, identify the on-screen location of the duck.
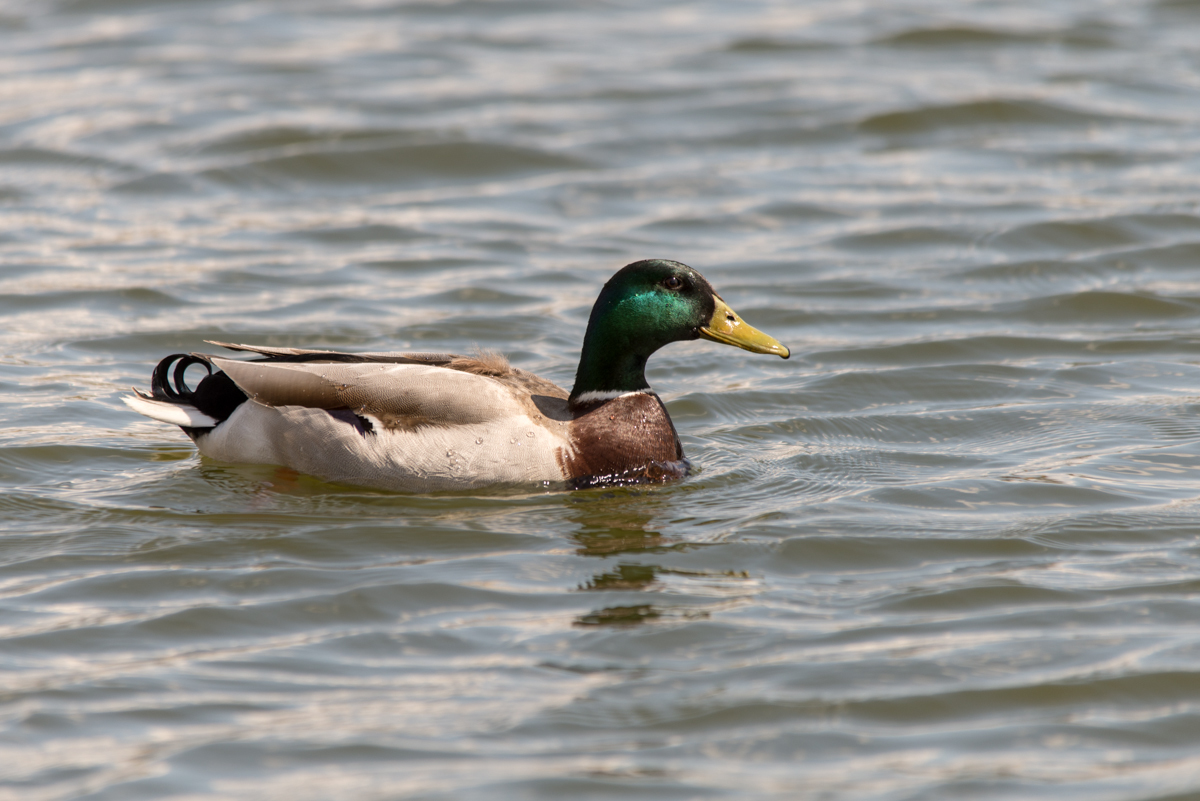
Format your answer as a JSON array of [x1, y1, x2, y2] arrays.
[[124, 259, 789, 491]]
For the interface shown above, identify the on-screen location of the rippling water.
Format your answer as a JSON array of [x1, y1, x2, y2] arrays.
[[6, 0, 1200, 798]]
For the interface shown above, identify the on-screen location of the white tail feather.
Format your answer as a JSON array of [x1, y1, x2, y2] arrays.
[[123, 393, 219, 428]]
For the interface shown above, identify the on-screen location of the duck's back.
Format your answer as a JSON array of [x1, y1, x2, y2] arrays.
[[201, 352, 580, 491], [197, 357, 574, 491]]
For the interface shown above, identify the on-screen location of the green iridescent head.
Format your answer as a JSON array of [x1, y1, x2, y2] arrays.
[[569, 259, 789, 405]]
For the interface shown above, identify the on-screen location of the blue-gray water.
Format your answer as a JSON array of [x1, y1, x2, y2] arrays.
[[5, 1, 1200, 798]]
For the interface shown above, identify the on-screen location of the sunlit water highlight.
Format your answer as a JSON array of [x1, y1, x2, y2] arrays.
[[5, 0, 1200, 798]]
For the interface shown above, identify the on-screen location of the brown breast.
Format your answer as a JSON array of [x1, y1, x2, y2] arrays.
[[559, 392, 689, 488]]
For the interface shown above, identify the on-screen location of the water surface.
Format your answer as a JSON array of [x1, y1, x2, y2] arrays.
[[5, 0, 1200, 798]]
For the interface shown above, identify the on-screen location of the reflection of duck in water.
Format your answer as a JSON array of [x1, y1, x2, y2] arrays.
[[568, 492, 671, 556], [568, 493, 725, 627], [568, 494, 670, 626], [125, 259, 789, 492]]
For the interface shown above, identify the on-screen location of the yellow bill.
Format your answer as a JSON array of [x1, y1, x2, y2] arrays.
[[698, 296, 790, 359]]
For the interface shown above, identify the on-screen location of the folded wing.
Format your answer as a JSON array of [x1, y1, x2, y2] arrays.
[[211, 357, 512, 429]]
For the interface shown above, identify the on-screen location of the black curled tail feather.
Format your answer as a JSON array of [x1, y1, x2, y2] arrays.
[[149, 353, 248, 425], [151, 353, 213, 402]]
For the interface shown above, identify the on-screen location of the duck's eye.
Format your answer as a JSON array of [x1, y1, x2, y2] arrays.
[[663, 276, 683, 291]]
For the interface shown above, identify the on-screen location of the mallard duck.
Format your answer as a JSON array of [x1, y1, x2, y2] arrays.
[[124, 259, 789, 491]]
